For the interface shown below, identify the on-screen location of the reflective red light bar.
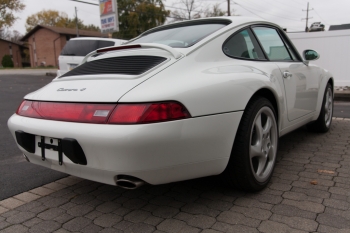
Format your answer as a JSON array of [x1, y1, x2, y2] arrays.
[[16, 101, 116, 124], [97, 44, 141, 53], [16, 101, 191, 124], [108, 103, 191, 124]]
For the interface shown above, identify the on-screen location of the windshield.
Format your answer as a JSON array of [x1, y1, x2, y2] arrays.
[[61, 40, 115, 56], [130, 23, 228, 48]]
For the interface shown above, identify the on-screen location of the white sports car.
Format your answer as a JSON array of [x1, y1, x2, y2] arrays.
[[8, 17, 334, 191]]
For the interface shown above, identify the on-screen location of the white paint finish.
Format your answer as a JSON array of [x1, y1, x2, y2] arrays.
[[8, 111, 242, 184], [277, 62, 321, 121], [288, 30, 350, 86], [7, 17, 335, 186]]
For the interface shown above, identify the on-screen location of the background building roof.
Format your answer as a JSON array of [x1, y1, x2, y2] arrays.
[[329, 24, 350, 31], [21, 25, 107, 41]]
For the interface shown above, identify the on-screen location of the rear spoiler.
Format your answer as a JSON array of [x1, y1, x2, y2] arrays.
[[81, 43, 183, 64]]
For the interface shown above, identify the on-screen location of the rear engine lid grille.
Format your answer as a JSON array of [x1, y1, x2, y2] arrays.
[[60, 55, 167, 78]]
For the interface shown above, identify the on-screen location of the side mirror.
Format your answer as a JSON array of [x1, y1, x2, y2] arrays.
[[303, 50, 320, 61]]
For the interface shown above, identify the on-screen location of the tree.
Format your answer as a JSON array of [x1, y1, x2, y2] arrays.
[[0, 28, 23, 43], [205, 3, 226, 17], [113, 0, 169, 40], [2, 54, 14, 67], [25, 10, 100, 32], [170, 0, 202, 21], [0, 0, 25, 28]]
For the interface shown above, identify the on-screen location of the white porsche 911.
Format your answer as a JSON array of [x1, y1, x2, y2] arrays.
[[8, 17, 333, 191]]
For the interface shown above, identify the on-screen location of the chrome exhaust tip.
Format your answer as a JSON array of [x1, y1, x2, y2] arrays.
[[23, 153, 30, 162], [115, 175, 145, 189]]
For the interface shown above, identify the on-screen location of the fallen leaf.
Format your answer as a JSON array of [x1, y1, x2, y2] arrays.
[[318, 170, 335, 174], [310, 180, 318, 185]]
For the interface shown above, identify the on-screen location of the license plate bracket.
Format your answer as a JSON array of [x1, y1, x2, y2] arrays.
[[38, 136, 63, 165]]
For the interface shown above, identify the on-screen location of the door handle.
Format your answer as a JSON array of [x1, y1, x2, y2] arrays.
[[283, 71, 293, 79]]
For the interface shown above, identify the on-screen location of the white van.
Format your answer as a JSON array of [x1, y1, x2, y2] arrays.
[[58, 37, 126, 76]]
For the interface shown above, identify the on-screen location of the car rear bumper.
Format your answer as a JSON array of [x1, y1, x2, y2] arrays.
[[8, 111, 243, 185]]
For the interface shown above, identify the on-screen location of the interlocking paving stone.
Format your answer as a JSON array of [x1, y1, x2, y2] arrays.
[[157, 219, 187, 233], [317, 213, 350, 229], [234, 197, 273, 210], [124, 209, 151, 223], [6, 211, 36, 224], [67, 204, 94, 216], [70, 194, 95, 205], [323, 198, 350, 210], [13, 192, 41, 202], [217, 211, 260, 228], [1, 224, 28, 233], [212, 222, 258, 233], [281, 199, 325, 213], [81, 223, 103, 233], [0, 221, 11, 231], [63, 216, 92, 231], [181, 203, 220, 217], [258, 220, 307, 233], [93, 213, 123, 227], [29, 220, 61, 233], [152, 206, 180, 218], [22, 217, 42, 228], [0, 197, 25, 209], [124, 222, 155, 233], [318, 224, 350, 233], [53, 213, 74, 224], [0, 206, 8, 215], [2, 119, 350, 232], [96, 201, 121, 213], [37, 208, 66, 221], [12, 201, 41, 212], [270, 214, 318, 232], [271, 204, 316, 219]]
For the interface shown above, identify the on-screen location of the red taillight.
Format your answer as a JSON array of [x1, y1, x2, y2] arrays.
[[108, 102, 191, 124], [16, 100, 116, 124], [16, 101, 191, 124]]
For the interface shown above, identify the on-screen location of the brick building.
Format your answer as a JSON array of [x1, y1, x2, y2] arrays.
[[0, 38, 27, 68], [21, 25, 107, 67]]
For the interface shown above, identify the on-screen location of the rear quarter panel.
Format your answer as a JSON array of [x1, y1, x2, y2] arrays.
[[120, 30, 286, 120]]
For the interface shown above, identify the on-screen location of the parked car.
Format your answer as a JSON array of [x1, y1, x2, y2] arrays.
[[309, 22, 325, 32], [57, 37, 126, 76], [8, 17, 334, 191]]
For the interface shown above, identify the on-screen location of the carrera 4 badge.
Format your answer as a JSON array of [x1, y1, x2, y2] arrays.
[[57, 88, 86, 92]]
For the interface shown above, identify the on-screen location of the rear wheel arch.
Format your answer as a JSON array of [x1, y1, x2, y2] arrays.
[[248, 88, 279, 122], [328, 77, 334, 91]]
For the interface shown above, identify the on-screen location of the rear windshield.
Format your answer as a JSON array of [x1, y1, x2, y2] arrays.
[[60, 40, 115, 56], [130, 23, 228, 48]]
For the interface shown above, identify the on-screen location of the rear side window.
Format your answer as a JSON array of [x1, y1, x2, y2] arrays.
[[61, 40, 115, 56], [223, 29, 265, 60], [252, 27, 292, 61]]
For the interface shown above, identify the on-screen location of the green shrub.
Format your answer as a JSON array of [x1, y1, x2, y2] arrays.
[[2, 55, 14, 68]]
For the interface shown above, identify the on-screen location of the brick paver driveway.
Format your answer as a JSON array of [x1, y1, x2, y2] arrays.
[[0, 118, 349, 233]]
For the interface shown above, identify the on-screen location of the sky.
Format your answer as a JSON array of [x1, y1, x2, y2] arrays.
[[10, 0, 350, 35]]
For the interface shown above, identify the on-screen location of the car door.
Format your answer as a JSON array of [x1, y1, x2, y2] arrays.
[[252, 26, 320, 121]]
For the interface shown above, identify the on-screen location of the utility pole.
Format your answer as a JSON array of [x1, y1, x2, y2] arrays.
[[75, 7, 79, 37], [227, 0, 231, 16], [302, 2, 313, 32]]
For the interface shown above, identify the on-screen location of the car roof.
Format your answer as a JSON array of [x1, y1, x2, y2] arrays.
[[140, 16, 271, 36]]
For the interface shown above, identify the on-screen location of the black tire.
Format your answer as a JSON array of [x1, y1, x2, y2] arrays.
[[307, 83, 333, 133], [222, 97, 278, 192]]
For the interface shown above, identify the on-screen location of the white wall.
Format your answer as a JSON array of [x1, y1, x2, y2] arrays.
[[288, 30, 350, 86]]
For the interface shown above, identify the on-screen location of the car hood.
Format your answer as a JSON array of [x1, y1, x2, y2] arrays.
[[24, 47, 183, 103]]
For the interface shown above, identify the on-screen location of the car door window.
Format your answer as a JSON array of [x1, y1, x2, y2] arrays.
[[252, 27, 292, 61], [223, 29, 265, 60]]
